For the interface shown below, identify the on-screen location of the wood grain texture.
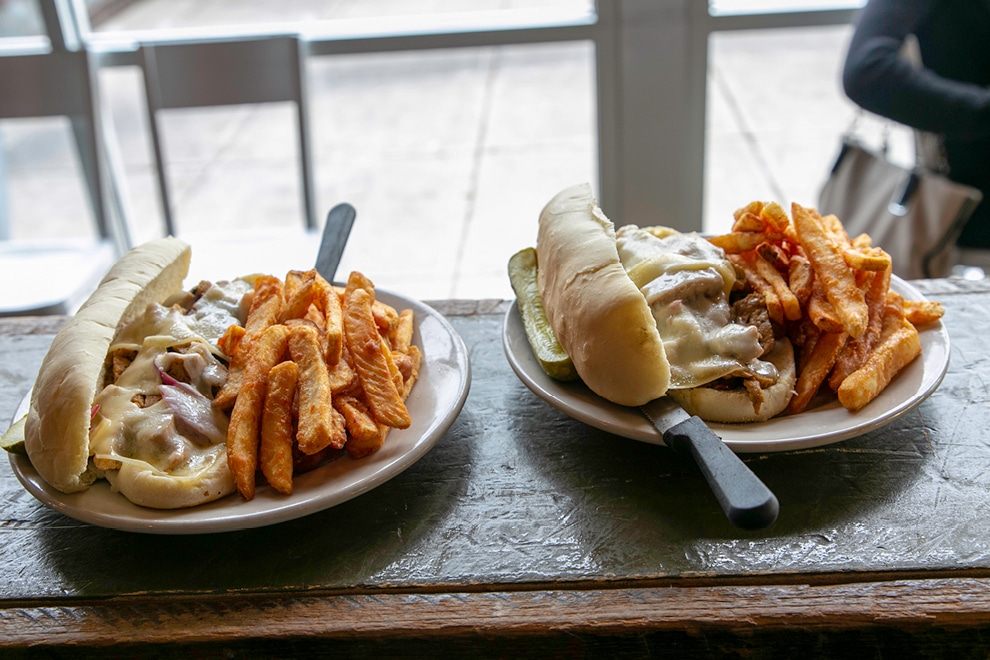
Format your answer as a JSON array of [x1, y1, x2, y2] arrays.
[[1, 578, 989, 655]]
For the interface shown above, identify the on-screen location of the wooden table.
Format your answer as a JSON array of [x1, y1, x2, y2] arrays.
[[2, 281, 989, 657]]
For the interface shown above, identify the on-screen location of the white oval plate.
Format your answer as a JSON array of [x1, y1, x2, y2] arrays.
[[8, 289, 470, 534], [503, 276, 950, 453]]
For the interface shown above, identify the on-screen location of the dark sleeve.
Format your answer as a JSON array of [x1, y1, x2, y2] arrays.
[[842, 0, 990, 139]]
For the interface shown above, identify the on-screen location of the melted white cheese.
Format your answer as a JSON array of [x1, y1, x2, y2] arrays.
[[89, 280, 249, 478], [615, 226, 771, 389]]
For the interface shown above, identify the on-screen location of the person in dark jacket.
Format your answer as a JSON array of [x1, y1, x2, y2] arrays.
[[842, 0, 990, 249]]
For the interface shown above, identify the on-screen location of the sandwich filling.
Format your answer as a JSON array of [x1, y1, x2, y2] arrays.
[[88, 279, 251, 485], [615, 225, 778, 390]]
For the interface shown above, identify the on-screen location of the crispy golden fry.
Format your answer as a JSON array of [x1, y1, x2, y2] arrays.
[[829, 266, 891, 390], [732, 211, 765, 233], [821, 213, 850, 244], [749, 251, 801, 321], [757, 242, 790, 270], [343, 287, 411, 429], [288, 323, 346, 454], [281, 269, 319, 322], [734, 200, 764, 223], [219, 267, 418, 500], [838, 314, 921, 411], [400, 345, 422, 395], [392, 309, 415, 354], [708, 231, 783, 254], [788, 330, 848, 415], [732, 254, 783, 325], [850, 233, 873, 249], [791, 203, 868, 338], [336, 395, 385, 458], [759, 201, 791, 234], [260, 360, 298, 495], [842, 246, 892, 272], [215, 275, 285, 410], [283, 269, 310, 307], [343, 270, 376, 299], [327, 344, 359, 395], [807, 279, 845, 334], [227, 323, 290, 500], [903, 299, 945, 326], [217, 324, 246, 359], [317, 275, 344, 365], [787, 253, 814, 305]]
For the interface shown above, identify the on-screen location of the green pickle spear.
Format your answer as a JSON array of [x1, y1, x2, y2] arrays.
[[508, 247, 578, 382], [1, 415, 26, 455]]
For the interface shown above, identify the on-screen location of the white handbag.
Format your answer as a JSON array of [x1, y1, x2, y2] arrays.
[[818, 134, 982, 280]]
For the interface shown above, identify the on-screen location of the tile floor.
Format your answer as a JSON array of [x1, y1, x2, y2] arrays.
[[1, 2, 880, 302]]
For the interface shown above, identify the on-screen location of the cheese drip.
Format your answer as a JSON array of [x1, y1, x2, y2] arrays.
[[615, 226, 774, 389], [89, 280, 249, 480]]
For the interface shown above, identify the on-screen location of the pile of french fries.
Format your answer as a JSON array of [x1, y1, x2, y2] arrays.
[[212, 269, 421, 500], [709, 201, 944, 415]]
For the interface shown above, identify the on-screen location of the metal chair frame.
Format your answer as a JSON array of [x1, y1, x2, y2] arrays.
[[138, 33, 317, 236]]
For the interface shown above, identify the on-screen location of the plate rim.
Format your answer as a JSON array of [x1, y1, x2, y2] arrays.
[[502, 275, 950, 453], [7, 288, 471, 534]]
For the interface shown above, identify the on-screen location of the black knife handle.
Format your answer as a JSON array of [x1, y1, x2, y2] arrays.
[[665, 416, 779, 530]]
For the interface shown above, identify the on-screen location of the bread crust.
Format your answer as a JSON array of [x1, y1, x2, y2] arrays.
[[536, 183, 670, 406], [24, 238, 192, 494]]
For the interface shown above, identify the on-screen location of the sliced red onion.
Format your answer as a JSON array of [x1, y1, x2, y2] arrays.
[[159, 384, 227, 445]]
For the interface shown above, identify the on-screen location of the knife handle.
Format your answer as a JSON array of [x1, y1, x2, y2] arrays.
[[665, 416, 779, 531]]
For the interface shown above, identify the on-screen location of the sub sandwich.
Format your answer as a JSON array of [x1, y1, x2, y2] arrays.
[[24, 237, 251, 508], [536, 183, 795, 422]]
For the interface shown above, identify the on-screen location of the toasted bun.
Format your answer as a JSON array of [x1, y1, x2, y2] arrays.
[[668, 338, 796, 423], [536, 183, 670, 406], [24, 238, 192, 494], [105, 460, 235, 509]]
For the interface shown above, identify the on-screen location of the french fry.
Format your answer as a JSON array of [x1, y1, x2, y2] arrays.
[[218, 267, 419, 500], [837, 314, 921, 411], [791, 203, 868, 338], [759, 201, 791, 234], [214, 275, 285, 410], [327, 343, 359, 395], [749, 251, 801, 321], [316, 275, 344, 365], [343, 287, 411, 429], [260, 360, 299, 495], [733, 201, 764, 223], [217, 324, 246, 359], [842, 245, 892, 272], [713, 200, 935, 416], [903, 299, 945, 326], [807, 279, 845, 334], [281, 269, 319, 322], [787, 253, 814, 305], [227, 323, 290, 500], [732, 211, 766, 233], [335, 395, 385, 458], [788, 330, 848, 415], [757, 241, 790, 270], [288, 323, 346, 453], [392, 309, 415, 354], [829, 266, 890, 390], [708, 231, 782, 254], [732, 254, 783, 325]]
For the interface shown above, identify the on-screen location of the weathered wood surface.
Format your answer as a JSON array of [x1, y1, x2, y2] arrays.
[[1, 285, 989, 656]]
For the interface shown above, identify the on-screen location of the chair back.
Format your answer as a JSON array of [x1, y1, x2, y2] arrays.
[[139, 34, 316, 235], [0, 48, 112, 239]]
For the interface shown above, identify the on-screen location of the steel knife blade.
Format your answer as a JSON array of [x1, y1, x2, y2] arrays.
[[640, 397, 779, 530]]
